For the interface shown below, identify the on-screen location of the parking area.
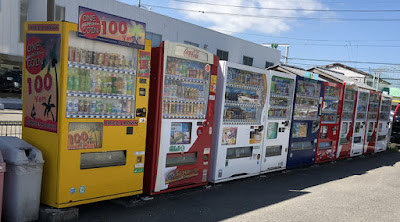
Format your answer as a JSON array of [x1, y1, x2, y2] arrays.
[[77, 146, 400, 222]]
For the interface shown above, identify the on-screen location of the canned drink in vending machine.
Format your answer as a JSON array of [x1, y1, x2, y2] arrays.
[[75, 48, 81, 63], [81, 49, 87, 64], [109, 54, 115, 67], [86, 50, 93, 64], [92, 52, 97, 66], [103, 53, 109, 67], [97, 52, 104, 66], [68, 47, 75, 62]]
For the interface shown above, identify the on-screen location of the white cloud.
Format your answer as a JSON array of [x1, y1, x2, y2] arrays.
[[172, 0, 330, 35]]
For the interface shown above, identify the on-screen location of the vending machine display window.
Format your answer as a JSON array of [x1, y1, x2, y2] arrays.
[[293, 80, 320, 121], [163, 57, 210, 119], [268, 76, 293, 120], [170, 122, 192, 145], [222, 67, 265, 124], [67, 31, 138, 119]]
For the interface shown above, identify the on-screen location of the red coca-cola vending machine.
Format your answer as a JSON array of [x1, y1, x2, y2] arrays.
[[144, 41, 219, 195]]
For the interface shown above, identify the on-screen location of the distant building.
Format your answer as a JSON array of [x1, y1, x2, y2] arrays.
[[321, 63, 390, 91]]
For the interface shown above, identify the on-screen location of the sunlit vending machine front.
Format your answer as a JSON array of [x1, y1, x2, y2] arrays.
[[209, 61, 267, 183], [375, 93, 392, 152], [315, 82, 343, 163], [145, 41, 219, 194], [287, 76, 323, 169], [336, 84, 357, 159], [260, 70, 295, 173], [23, 20, 151, 207], [350, 89, 370, 157], [363, 91, 381, 154]]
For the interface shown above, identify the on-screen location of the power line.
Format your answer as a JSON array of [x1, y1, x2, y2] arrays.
[[287, 57, 400, 65], [171, 0, 400, 13], [287, 43, 400, 47], [144, 4, 400, 21], [212, 29, 400, 42]]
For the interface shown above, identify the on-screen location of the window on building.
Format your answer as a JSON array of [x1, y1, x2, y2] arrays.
[[55, 5, 65, 21], [243, 56, 253, 66], [265, 61, 274, 68], [145, 32, 162, 48], [20, 0, 28, 42], [217, 49, 229, 61], [184, 41, 199, 47]]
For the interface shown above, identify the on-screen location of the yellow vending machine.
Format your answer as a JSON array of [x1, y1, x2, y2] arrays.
[[22, 8, 151, 208]]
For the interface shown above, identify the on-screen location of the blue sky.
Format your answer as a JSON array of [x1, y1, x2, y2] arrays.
[[120, 0, 400, 77]]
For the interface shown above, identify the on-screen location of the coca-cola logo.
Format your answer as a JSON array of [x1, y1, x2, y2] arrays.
[[183, 48, 199, 59]]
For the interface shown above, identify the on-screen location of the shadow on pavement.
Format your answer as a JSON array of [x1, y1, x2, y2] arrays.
[[78, 150, 400, 222]]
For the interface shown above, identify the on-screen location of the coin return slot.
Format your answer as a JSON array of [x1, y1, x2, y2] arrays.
[[80, 150, 126, 169]]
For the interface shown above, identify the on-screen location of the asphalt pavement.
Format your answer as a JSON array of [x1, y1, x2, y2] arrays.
[[77, 147, 400, 222]]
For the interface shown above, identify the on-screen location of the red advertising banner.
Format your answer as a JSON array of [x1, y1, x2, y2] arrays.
[[138, 51, 150, 78], [24, 33, 61, 133], [78, 6, 146, 49]]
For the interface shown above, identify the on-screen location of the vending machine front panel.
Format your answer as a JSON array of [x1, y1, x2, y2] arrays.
[[287, 76, 323, 169], [145, 41, 218, 194], [363, 91, 381, 154], [336, 84, 357, 159], [261, 70, 295, 173], [315, 82, 343, 163], [350, 89, 370, 157], [375, 94, 392, 152], [209, 61, 267, 183]]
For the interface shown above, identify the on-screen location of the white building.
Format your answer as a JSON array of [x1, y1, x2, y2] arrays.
[[0, 0, 281, 71]]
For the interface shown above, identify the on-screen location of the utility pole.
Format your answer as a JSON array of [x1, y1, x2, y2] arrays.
[[138, 0, 141, 8], [262, 43, 290, 64]]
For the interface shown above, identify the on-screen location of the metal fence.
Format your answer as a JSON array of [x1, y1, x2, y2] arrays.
[[0, 121, 22, 138]]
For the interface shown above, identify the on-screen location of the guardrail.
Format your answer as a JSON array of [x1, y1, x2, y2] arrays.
[[0, 121, 22, 138]]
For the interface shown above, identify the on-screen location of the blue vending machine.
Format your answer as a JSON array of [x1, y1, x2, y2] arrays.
[[287, 76, 323, 169]]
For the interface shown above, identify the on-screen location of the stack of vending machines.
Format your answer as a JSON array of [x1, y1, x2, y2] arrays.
[[210, 61, 267, 183], [145, 41, 219, 194], [375, 93, 392, 152], [287, 76, 324, 169], [351, 89, 370, 157], [315, 82, 343, 163], [363, 91, 381, 154], [261, 70, 296, 173], [23, 20, 151, 208], [336, 84, 357, 159]]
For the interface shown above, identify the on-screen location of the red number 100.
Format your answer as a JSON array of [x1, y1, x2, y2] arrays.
[[101, 21, 127, 35], [27, 73, 52, 94]]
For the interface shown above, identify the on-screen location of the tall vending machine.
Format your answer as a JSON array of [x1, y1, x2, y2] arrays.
[[375, 93, 392, 152], [350, 89, 370, 157], [145, 41, 219, 194], [22, 18, 151, 207], [209, 61, 267, 183], [363, 91, 381, 154], [287, 76, 323, 169], [260, 70, 295, 173], [336, 84, 357, 159], [315, 82, 343, 163]]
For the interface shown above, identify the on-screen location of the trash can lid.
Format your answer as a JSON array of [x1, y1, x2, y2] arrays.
[[0, 136, 44, 165]]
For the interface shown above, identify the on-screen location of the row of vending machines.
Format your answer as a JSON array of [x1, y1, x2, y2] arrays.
[[22, 21, 392, 208]]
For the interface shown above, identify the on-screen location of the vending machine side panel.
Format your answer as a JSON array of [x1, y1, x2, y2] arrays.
[[351, 88, 370, 157], [375, 94, 392, 152], [144, 43, 165, 195], [22, 21, 64, 207]]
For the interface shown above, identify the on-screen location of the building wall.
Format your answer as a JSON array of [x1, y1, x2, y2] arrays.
[[0, 0, 24, 57], [40, 0, 281, 69]]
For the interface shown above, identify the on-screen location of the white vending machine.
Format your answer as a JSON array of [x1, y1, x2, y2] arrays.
[[260, 70, 295, 173], [375, 93, 392, 152], [350, 88, 370, 157], [210, 61, 267, 183]]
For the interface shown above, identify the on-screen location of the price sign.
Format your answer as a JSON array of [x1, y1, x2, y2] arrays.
[[78, 7, 146, 49]]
